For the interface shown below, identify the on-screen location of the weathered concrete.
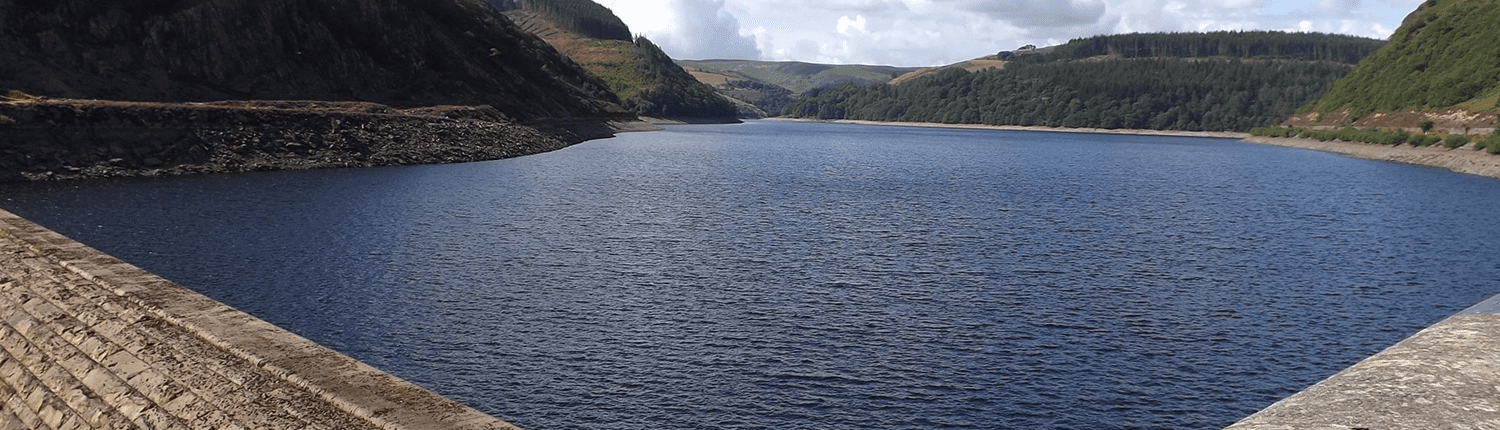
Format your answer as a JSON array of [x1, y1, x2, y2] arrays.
[[0, 208, 520, 430], [1227, 294, 1500, 430]]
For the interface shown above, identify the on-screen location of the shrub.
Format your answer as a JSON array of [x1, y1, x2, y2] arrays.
[[1388, 130, 1411, 145], [1404, 133, 1428, 146], [1420, 120, 1435, 132], [1444, 135, 1472, 148], [1482, 135, 1500, 153], [1414, 135, 1443, 147]]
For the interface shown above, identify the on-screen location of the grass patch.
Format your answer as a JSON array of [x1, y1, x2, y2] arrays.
[[0, 115, 12, 125], [1457, 87, 1500, 112]]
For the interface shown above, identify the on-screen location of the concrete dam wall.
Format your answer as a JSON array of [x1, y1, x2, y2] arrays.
[[0, 208, 519, 429]]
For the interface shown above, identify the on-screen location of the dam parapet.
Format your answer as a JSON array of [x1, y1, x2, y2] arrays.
[[1227, 294, 1500, 429]]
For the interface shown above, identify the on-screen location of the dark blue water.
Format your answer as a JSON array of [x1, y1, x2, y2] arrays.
[[3, 121, 1500, 430]]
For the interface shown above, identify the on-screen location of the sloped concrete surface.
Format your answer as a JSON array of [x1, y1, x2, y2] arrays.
[[0, 209, 520, 430], [1226, 296, 1500, 430]]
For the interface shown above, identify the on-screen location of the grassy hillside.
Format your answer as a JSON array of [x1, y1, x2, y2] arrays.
[[505, 2, 736, 119], [1301, 0, 1500, 120], [782, 32, 1384, 132]]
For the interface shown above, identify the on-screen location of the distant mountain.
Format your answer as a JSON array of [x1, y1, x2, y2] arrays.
[[1290, 0, 1500, 132], [504, 1, 738, 119], [782, 31, 1386, 132], [679, 60, 923, 94], [888, 58, 1009, 85], [677, 60, 922, 117], [0, 0, 627, 122]]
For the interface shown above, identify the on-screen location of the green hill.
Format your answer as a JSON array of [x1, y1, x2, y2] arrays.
[[504, 1, 737, 119], [783, 31, 1384, 132], [1299, 0, 1500, 122]]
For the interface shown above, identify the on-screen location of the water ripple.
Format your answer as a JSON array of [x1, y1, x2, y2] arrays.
[[3, 121, 1500, 430]]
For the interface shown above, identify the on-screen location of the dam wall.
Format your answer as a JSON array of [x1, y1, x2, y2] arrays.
[[1226, 294, 1500, 429], [0, 208, 520, 429]]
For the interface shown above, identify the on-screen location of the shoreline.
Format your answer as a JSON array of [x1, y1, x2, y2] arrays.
[[773, 118, 1500, 180], [0, 98, 648, 182], [771, 118, 1252, 139], [1243, 135, 1500, 180]]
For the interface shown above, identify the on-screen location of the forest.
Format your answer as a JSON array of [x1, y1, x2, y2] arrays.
[[1008, 31, 1385, 64], [785, 59, 1356, 131], [784, 32, 1385, 132]]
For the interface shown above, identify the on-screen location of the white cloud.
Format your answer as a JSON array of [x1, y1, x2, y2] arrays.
[[837, 15, 868, 35], [596, 0, 1426, 66], [597, 0, 762, 60]]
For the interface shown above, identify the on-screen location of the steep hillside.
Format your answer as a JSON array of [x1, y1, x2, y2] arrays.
[[1293, 0, 1500, 131], [493, 0, 631, 41], [504, 2, 738, 119], [783, 31, 1384, 132], [0, 0, 627, 122]]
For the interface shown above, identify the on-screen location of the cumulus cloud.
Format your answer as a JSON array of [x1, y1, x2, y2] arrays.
[[660, 0, 762, 60], [599, 0, 761, 60]]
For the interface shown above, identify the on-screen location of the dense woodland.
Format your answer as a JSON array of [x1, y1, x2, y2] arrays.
[[785, 32, 1383, 131], [490, 0, 632, 41], [626, 37, 739, 118], [1303, 0, 1500, 120], [786, 59, 1356, 131], [1008, 31, 1385, 64]]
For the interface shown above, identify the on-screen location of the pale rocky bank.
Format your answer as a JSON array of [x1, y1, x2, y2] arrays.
[[1243, 136, 1500, 180]]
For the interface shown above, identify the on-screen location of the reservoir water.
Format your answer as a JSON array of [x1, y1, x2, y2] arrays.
[[3, 121, 1500, 429]]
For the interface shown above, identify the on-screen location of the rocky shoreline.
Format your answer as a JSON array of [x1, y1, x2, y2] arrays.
[[788, 118, 1500, 180], [1243, 135, 1500, 180], [786, 118, 1252, 139], [0, 98, 648, 182]]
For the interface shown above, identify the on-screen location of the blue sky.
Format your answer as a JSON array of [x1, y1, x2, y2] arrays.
[[594, 0, 1425, 67]]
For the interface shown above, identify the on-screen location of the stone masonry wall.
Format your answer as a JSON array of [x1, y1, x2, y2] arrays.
[[0, 208, 521, 430]]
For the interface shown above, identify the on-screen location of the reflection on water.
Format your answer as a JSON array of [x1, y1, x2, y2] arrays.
[[4, 121, 1500, 430]]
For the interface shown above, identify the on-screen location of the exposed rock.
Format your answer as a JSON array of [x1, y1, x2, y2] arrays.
[[0, 98, 619, 182]]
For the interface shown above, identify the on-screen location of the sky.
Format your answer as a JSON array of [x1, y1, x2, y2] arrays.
[[594, 0, 1426, 67]]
